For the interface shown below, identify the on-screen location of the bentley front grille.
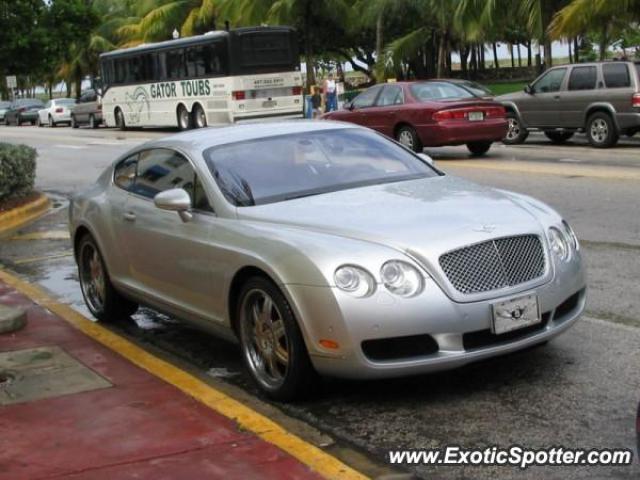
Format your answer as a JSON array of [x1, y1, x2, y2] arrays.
[[439, 235, 546, 294]]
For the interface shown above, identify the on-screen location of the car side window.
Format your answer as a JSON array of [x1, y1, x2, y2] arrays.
[[568, 66, 597, 91], [132, 148, 213, 212], [602, 63, 631, 88], [114, 154, 138, 191], [532, 68, 567, 93], [376, 85, 403, 107], [352, 86, 382, 109]]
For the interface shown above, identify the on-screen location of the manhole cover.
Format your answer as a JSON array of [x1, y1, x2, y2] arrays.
[[0, 346, 112, 405]]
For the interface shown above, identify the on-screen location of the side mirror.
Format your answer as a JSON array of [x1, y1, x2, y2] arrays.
[[417, 152, 434, 165], [154, 188, 192, 222], [524, 85, 533, 94]]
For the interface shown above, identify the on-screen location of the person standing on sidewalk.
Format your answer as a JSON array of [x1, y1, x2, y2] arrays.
[[311, 86, 322, 118], [323, 73, 338, 113]]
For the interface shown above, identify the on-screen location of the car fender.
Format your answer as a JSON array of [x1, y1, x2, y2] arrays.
[[583, 102, 620, 130], [500, 100, 526, 125]]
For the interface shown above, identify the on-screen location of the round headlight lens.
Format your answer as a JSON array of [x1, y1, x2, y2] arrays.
[[548, 227, 569, 261], [562, 220, 579, 251], [380, 260, 423, 297], [334, 265, 375, 297]]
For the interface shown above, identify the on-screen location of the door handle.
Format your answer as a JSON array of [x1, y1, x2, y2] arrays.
[[123, 211, 136, 222]]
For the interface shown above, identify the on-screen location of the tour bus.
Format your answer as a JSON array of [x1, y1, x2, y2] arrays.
[[99, 26, 303, 129]]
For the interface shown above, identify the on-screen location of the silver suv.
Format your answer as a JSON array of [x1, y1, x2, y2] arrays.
[[499, 61, 640, 148]]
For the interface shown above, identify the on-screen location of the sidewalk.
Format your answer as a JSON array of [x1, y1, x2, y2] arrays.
[[0, 277, 332, 480]]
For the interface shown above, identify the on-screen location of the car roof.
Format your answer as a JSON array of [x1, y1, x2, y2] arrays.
[[144, 120, 359, 153]]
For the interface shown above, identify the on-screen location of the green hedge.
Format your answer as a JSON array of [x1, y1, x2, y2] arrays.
[[0, 143, 37, 202]]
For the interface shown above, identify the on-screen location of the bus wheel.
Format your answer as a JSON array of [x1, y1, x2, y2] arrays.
[[192, 104, 207, 128], [177, 105, 191, 130], [115, 109, 127, 131]]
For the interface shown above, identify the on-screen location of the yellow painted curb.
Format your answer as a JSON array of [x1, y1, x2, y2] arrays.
[[439, 159, 640, 181], [0, 193, 51, 238], [0, 269, 369, 480]]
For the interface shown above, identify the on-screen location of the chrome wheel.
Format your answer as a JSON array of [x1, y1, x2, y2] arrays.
[[194, 106, 206, 128], [506, 117, 521, 141], [240, 289, 290, 389], [79, 243, 106, 314], [178, 106, 190, 130], [590, 118, 608, 144], [398, 130, 414, 149]]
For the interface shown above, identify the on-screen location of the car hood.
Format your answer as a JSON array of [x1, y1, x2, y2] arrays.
[[237, 175, 548, 264]]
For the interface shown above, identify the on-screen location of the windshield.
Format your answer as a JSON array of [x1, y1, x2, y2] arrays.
[[410, 82, 475, 101], [205, 129, 438, 206]]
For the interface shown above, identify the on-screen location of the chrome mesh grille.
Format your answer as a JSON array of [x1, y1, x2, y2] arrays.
[[439, 235, 545, 294]]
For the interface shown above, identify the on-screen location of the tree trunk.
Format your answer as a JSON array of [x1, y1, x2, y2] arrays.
[[598, 25, 608, 61], [460, 45, 469, 74], [541, 0, 553, 67], [517, 44, 522, 67], [527, 40, 532, 66], [436, 33, 447, 78], [568, 41, 573, 63], [573, 37, 580, 63], [492, 42, 499, 71], [509, 43, 515, 68], [374, 13, 384, 82], [470, 45, 477, 78], [479, 43, 485, 70], [304, 4, 315, 89]]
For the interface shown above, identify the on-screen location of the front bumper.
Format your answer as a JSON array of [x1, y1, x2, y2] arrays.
[[287, 255, 586, 379], [416, 118, 508, 147]]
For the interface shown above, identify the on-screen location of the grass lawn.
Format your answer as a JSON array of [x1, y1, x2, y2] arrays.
[[485, 81, 528, 95]]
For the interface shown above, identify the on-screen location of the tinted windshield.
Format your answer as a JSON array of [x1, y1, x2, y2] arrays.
[[410, 82, 475, 101], [205, 129, 438, 206]]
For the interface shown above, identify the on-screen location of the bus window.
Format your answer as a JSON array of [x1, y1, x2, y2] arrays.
[[167, 49, 185, 79], [114, 58, 128, 84]]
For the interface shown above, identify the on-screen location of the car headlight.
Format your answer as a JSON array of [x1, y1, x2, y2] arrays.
[[548, 226, 569, 261], [334, 265, 375, 297], [562, 220, 579, 251], [380, 260, 424, 297]]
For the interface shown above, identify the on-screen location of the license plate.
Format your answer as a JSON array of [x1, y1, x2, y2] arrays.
[[262, 100, 277, 108], [491, 293, 540, 334], [468, 111, 484, 121]]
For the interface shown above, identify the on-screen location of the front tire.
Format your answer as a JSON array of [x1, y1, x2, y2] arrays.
[[237, 276, 317, 401], [396, 125, 422, 152], [544, 131, 574, 144], [71, 115, 78, 129], [467, 141, 492, 157], [77, 234, 138, 322], [48, 115, 56, 128], [503, 112, 529, 145], [586, 112, 618, 148]]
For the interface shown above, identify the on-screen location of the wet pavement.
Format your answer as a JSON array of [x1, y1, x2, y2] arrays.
[[1, 126, 639, 479]]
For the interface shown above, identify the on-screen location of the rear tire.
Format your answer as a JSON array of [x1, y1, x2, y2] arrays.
[[177, 105, 191, 130], [192, 104, 207, 128], [71, 115, 79, 129], [503, 112, 529, 145], [544, 131, 574, 143], [77, 234, 138, 322], [466, 141, 492, 157], [586, 112, 618, 148], [395, 125, 422, 152], [48, 115, 55, 128], [89, 114, 98, 129], [237, 276, 318, 401]]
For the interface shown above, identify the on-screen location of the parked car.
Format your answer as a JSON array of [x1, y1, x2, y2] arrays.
[[4, 98, 45, 126], [71, 89, 103, 128], [70, 121, 586, 400], [0, 101, 12, 124], [322, 81, 508, 156], [499, 61, 640, 147], [37, 98, 76, 127], [444, 79, 495, 99]]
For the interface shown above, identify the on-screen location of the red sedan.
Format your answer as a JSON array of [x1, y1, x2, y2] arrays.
[[323, 80, 508, 156]]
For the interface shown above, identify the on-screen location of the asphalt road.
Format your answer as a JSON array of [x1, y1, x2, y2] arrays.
[[1, 125, 639, 479]]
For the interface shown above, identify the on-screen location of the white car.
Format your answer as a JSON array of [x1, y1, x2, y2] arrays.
[[37, 98, 76, 127]]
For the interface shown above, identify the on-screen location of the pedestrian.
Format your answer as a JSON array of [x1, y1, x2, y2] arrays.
[[323, 73, 338, 113], [311, 86, 322, 118]]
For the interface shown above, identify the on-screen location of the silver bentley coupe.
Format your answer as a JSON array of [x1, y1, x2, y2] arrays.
[[70, 121, 586, 400]]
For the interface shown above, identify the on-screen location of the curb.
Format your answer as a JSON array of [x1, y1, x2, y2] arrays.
[[0, 304, 27, 334], [0, 193, 51, 238]]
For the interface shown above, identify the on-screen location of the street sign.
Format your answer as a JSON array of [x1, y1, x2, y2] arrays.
[[6, 76, 17, 89]]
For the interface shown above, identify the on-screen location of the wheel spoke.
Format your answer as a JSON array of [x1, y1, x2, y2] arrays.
[[261, 296, 273, 322], [274, 343, 289, 366]]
